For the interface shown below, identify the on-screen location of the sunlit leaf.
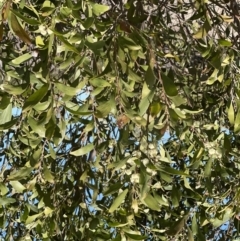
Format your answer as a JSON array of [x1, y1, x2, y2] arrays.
[[210, 208, 234, 228], [0, 197, 16, 206], [23, 84, 49, 111], [143, 193, 160, 211], [70, 143, 94, 156], [26, 213, 43, 225], [228, 101, 235, 126], [109, 189, 128, 213], [0, 183, 8, 195], [92, 3, 110, 16], [12, 53, 32, 65], [8, 167, 33, 181], [0, 103, 12, 125], [10, 181, 26, 192]]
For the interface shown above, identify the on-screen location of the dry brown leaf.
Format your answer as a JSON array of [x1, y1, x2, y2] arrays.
[[117, 114, 129, 129], [0, 22, 3, 41], [2, 0, 11, 22], [10, 11, 32, 45]]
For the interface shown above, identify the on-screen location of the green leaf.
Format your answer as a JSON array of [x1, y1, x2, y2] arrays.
[[171, 185, 181, 207], [70, 143, 94, 156], [0, 183, 8, 195], [26, 213, 43, 225], [10, 181, 26, 192], [109, 222, 128, 228], [95, 96, 116, 117], [193, 21, 210, 39], [0, 197, 16, 206], [170, 95, 187, 106], [103, 183, 123, 196], [187, 225, 194, 241], [1, 83, 28, 95], [0, 103, 12, 125], [45, 117, 56, 140], [108, 156, 128, 170], [85, 39, 105, 54], [23, 84, 49, 111], [193, 26, 207, 39], [80, 170, 88, 182], [228, 102, 235, 126], [166, 215, 188, 236], [7, 70, 21, 80], [143, 193, 160, 211], [161, 73, 178, 96], [210, 208, 234, 228], [89, 78, 111, 87], [35, 36, 45, 47], [153, 191, 169, 206], [12, 53, 32, 65], [125, 232, 147, 240], [145, 65, 156, 89], [82, 17, 94, 29], [118, 36, 142, 51], [204, 158, 213, 177], [57, 36, 79, 53], [8, 167, 33, 181], [0, 94, 10, 109], [10, 9, 40, 25], [28, 116, 46, 138], [183, 177, 193, 190], [20, 206, 29, 222], [55, 83, 81, 96], [158, 166, 190, 176], [30, 147, 42, 167], [174, 108, 186, 119], [33, 98, 51, 111], [234, 107, 240, 133], [0, 119, 18, 130], [43, 163, 54, 183], [192, 213, 198, 235], [183, 109, 203, 114], [149, 102, 161, 117], [139, 83, 154, 116], [92, 3, 110, 16], [218, 39, 232, 47], [109, 189, 128, 213], [65, 107, 92, 116], [89, 218, 100, 229]]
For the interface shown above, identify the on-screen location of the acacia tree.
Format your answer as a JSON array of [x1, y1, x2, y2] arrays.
[[0, 0, 240, 240]]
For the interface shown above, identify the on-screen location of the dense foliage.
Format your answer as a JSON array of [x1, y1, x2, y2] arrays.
[[1, 0, 240, 240]]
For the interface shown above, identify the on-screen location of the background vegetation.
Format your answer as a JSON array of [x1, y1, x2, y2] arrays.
[[0, 0, 239, 240]]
